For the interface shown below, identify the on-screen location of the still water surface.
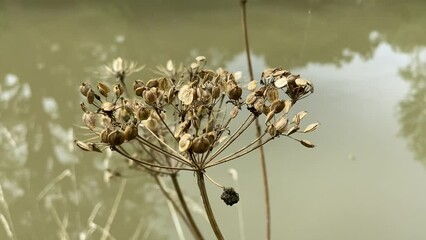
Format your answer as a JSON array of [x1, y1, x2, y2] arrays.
[[1, 0, 426, 239]]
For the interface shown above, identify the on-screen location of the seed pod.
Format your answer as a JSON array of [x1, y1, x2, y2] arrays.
[[143, 89, 157, 105], [274, 116, 288, 133], [190, 62, 199, 69], [97, 82, 110, 98], [206, 131, 217, 144], [267, 125, 277, 137], [100, 128, 111, 143], [227, 85, 242, 101], [254, 98, 265, 113], [87, 143, 102, 153], [74, 140, 91, 151], [303, 122, 319, 133], [101, 102, 115, 112], [86, 89, 95, 104], [211, 85, 221, 99], [283, 99, 292, 114], [266, 88, 279, 102], [265, 111, 275, 124], [146, 79, 159, 88], [82, 112, 96, 130], [117, 108, 131, 122], [178, 85, 195, 105], [174, 120, 191, 138], [295, 78, 308, 86], [245, 92, 257, 105], [247, 80, 257, 91], [179, 133, 193, 152], [107, 129, 125, 146], [124, 124, 138, 141], [263, 105, 271, 116], [166, 88, 176, 104], [230, 106, 239, 118], [113, 84, 124, 97], [133, 79, 145, 91], [143, 118, 159, 132], [80, 102, 88, 113], [136, 107, 150, 121], [271, 100, 285, 113], [300, 140, 315, 148], [191, 136, 210, 154], [196, 56, 206, 63], [80, 82, 91, 97], [135, 86, 145, 97], [274, 77, 287, 88], [221, 187, 239, 206], [286, 126, 299, 136]]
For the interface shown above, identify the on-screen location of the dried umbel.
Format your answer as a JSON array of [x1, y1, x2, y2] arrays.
[[75, 57, 318, 166]]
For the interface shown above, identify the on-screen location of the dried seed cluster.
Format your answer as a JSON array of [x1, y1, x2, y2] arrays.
[[74, 57, 319, 174]]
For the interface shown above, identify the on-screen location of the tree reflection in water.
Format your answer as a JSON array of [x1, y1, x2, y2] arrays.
[[399, 48, 426, 163]]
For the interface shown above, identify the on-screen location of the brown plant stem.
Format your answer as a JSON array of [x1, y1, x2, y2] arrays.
[[196, 171, 224, 240], [171, 174, 205, 240], [239, 0, 271, 239]]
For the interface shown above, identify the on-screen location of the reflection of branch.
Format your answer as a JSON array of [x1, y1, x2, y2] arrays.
[[100, 179, 126, 240], [36, 169, 72, 201]]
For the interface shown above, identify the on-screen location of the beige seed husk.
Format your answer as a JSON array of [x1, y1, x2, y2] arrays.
[[179, 133, 192, 152], [245, 92, 257, 105], [178, 85, 195, 105], [274, 77, 287, 88], [303, 122, 319, 133], [108, 129, 125, 146], [300, 140, 315, 148], [97, 82, 110, 97], [191, 136, 210, 154], [267, 125, 277, 137], [274, 116, 288, 133], [247, 80, 257, 91]]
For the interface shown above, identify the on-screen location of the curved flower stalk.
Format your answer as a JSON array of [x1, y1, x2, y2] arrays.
[[74, 57, 318, 239]]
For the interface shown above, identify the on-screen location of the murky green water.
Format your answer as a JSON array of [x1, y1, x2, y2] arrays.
[[1, 0, 426, 239]]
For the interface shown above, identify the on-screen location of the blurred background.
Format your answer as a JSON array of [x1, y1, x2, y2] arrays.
[[1, 0, 426, 239]]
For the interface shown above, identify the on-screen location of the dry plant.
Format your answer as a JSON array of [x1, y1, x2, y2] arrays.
[[73, 2, 318, 240], [74, 53, 318, 239]]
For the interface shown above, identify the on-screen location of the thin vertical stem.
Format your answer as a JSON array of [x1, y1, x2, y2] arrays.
[[239, 0, 271, 239], [171, 174, 205, 240], [196, 171, 224, 240]]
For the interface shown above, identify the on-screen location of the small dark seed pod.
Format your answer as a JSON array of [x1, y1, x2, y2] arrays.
[[100, 128, 111, 143], [124, 124, 138, 141], [133, 80, 145, 91], [80, 82, 91, 97], [107, 129, 125, 146], [228, 86, 242, 101], [220, 187, 239, 206]]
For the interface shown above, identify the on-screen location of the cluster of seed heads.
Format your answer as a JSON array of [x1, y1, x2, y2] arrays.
[[74, 56, 318, 182]]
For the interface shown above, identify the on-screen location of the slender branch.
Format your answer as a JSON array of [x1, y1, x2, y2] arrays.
[[239, 0, 271, 239], [208, 131, 268, 167], [171, 174, 205, 240], [153, 176, 191, 229], [206, 114, 255, 164], [140, 124, 192, 165], [196, 171, 224, 240], [207, 137, 273, 168], [114, 147, 194, 172], [135, 135, 193, 167]]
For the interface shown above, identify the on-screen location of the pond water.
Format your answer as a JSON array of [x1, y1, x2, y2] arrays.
[[1, 0, 426, 239]]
